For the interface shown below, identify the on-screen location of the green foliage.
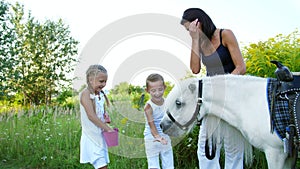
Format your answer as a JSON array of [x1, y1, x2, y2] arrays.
[[52, 88, 79, 109], [164, 81, 174, 97], [0, 1, 79, 105], [0, 106, 83, 168], [243, 29, 300, 77], [0, 103, 280, 168], [55, 89, 73, 104], [173, 125, 199, 167], [109, 81, 174, 111], [0, 0, 17, 100]]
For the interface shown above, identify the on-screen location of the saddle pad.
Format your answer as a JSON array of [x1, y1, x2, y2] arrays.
[[294, 94, 300, 141], [267, 78, 290, 139]]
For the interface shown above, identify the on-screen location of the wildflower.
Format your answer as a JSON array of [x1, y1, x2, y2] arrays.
[[121, 118, 128, 125], [41, 156, 47, 160]]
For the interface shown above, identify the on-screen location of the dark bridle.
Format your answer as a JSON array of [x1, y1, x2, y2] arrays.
[[165, 80, 203, 130], [165, 80, 216, 159]]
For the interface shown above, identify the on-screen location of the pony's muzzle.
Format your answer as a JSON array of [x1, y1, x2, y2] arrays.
[[160, 119, 172, 133]]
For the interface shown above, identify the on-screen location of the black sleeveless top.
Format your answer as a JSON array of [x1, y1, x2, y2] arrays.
[[202, 29, 235, 76]]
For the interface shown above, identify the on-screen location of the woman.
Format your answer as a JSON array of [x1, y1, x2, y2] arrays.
[[181, 8, 246, 169]]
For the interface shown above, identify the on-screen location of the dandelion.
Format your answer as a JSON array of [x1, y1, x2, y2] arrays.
[[121, 118, 128, 125]]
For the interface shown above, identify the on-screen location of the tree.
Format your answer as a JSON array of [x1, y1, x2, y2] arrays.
[[0, 0, 16, 99], [1, 2, 79, 105], [243, 29, 300, 78]]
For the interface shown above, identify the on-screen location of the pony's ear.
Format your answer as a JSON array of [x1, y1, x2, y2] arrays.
[[188, 83, 196, 93]]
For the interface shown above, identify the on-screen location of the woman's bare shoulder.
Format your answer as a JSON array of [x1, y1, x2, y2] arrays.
[[221, 29, 238, 46]]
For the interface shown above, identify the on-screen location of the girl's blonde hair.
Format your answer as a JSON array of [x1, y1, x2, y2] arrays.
[[86, 64, 107, 85], [86, 64, 110, 107]]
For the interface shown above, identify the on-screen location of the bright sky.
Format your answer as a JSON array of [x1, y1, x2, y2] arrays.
[[7, 0, 300, 89]]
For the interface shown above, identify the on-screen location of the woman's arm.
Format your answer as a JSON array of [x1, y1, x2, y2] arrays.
[[222, 29, 246, 75], [190, 39, 201, 74], [188, 19, 202, 74], [80, 89, 113, 132]]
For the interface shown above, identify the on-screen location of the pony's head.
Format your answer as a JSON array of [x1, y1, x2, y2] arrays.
[[161, 78, 200, 137]]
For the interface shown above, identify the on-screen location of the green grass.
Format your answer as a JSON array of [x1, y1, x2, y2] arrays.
[[0, 106, 83, 169], [0, 101, 296, 169], [0, 103, 150, 169]]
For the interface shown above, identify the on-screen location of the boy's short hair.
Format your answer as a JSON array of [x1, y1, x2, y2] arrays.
[[146, 73, 165, 88]]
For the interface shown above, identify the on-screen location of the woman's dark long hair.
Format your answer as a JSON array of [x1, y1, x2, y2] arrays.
[[181, 8, 216, 41]]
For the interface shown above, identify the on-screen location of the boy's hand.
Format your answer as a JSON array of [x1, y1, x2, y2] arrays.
[[154, 135, 168, 145]]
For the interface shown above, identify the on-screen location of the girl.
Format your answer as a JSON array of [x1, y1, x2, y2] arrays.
[[80, 64, 113, 169]]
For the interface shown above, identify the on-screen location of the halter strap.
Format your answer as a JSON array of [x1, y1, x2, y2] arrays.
[[166, 80, 203, 130]]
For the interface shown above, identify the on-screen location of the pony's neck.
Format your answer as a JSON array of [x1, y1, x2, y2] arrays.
[[200, 75, 266, 128]]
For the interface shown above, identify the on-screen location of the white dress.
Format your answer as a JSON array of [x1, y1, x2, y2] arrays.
[[80, 92, 109, 168]]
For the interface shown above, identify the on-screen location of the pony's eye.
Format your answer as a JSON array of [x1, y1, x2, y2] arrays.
[[175, 99, 182, 106]]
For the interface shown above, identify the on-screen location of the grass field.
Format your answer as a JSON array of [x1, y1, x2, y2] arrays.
[[0, 100, 295, 169]]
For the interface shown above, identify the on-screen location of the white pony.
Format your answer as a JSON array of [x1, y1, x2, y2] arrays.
[[160, 74, 293, 169]]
